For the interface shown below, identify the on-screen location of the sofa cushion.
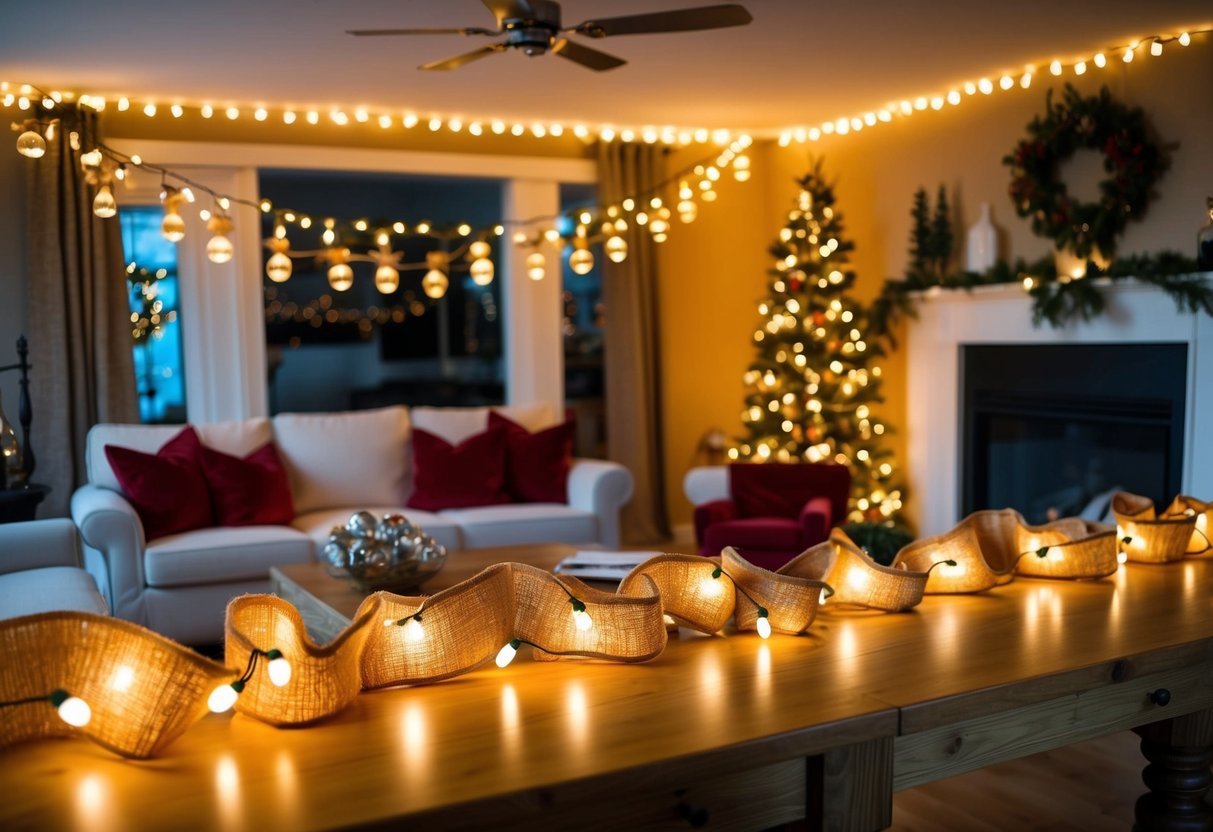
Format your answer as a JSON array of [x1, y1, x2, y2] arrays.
[[0, 566, 109, 618], [489, 410, 575, 504], [407, 426, 511, 511], [143, 526, 313, 588], [440, 504, 597, 549], [87, 418, 272, 492], [105, 427, 214, 541], [703, 517, 804, 553], [272, 406, 411, 514], [410, 402, 557, 446], [292, 507, 462, 551], [200, 442, 295, 527]]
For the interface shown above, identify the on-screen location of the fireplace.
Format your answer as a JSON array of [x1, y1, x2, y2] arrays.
[[961, 343, 1186, 523], [905, 281, 1213, 537]]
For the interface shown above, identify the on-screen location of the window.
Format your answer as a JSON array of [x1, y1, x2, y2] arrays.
[[119, 206, 187, 423]]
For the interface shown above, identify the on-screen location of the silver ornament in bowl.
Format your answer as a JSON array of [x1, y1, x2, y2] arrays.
[[326, 511, 447, 592]]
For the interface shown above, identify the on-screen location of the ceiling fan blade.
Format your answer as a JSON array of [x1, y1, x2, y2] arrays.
[[420, 44, 508, 71], [551, 39, 626, 71], [347, 27, 497, 37], [572, 4, 752, 38]]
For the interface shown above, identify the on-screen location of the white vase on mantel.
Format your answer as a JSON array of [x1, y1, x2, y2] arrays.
[[965, 203, 998, 273]]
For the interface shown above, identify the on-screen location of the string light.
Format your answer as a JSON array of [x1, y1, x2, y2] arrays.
[[1, 690, 92, 727], [207, 648, 290, 714]]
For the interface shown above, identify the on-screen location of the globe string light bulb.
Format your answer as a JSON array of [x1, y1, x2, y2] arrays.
[[325, 247, 354, 291], [375, 264, 401, 294], [205, 210, 235, 264], [92, 184, 117, 218], [526, 251, 546, 281], [422, 268, 449, 299], [16, 128, 46, 159], [265, 238, 293, 282], [605, 235, 628, 263], [50, 690, 91, 727], [569, 244, 594, 275], [208, 681, 243, 714], [469, 257, 495, 286], [468, 239, 492, 260], [495, 639, 521, 668]]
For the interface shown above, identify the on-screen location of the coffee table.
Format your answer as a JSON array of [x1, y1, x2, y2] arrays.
[[271, 543, 575, 642]]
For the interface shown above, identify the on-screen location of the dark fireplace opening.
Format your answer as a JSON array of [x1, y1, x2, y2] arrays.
[[962, 343, 1186, 524]]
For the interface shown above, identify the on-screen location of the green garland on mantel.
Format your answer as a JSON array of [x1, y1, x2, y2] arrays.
[[871, 251, 1212, 339]]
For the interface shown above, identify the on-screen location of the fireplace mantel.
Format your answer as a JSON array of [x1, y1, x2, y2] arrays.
[[906, 278, 1213, 537]]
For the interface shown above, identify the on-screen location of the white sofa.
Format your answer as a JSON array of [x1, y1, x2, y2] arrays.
[[71, 403, 633, 644], [0, 519, 109, 619]]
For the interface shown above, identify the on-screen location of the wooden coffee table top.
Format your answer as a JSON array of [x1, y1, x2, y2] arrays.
[[271, 544, 579, 637]]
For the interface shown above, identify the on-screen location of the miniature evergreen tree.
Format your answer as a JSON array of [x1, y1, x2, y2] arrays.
[[908, 187, 931, 278], [930, 184, 953, 278], [730, 162, 905, 525]]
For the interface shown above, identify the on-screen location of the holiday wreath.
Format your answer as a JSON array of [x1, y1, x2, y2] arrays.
[[1003, 84, 1168, 260]]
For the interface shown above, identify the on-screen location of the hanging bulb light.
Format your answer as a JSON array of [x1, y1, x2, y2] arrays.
[[569, 241, 595, 275], [605, 235, 628, 263], [469, 257, 494, 286], [677, 199, 698, 224], [92, 184, 117, 218], [265, 237, 293, 283], [325, 247, 354, 291], [421, 250, 450, 299], [375, 264, 400, 294], [733, 153, 751, 181], [321, 219, 336, 247], [468, 240, 491, 260], [160, 186, 187, 242], [205, 209, 235, 263], [526, 251, 546, 281], [15, 126, 46, 159]]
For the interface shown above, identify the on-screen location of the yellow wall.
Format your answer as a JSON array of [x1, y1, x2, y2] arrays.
[[659, 43, 1213, 532]]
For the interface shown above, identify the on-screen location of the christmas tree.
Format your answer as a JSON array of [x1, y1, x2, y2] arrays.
[[729, 162, 905, 528]]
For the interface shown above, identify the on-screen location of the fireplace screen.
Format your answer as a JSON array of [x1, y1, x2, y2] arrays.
[[962, 343, 1186, 524]]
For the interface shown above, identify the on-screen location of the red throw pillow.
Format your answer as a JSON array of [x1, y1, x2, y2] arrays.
[[406, 426, 510, 511], [104, 427, 213, 541], [199, 442, 295, 527], [488, 410, 575, 504]]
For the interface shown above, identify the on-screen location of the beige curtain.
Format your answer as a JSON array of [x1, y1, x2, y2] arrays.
[[597, 142, 669, 543], [27, 106, 138, 517]]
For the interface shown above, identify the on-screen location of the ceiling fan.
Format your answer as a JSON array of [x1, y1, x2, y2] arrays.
[[347, 1, 753, 72]]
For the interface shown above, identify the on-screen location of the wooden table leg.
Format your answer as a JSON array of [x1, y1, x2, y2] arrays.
[[806, 735, 894, 831], [1133, 707, 1213, 832]]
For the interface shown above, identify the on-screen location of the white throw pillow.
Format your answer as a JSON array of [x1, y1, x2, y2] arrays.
[[272, 406, 411, 514], [409, 402, 557, 445]]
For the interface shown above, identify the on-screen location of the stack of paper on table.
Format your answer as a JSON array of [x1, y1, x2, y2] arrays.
[[553, 550, 663, 581]]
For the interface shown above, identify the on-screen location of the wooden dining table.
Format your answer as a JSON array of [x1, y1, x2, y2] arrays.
[[3, 551, 1213, 830]]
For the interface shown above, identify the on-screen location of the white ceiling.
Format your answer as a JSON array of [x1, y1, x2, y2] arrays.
[[3, 1, 1209, 132]]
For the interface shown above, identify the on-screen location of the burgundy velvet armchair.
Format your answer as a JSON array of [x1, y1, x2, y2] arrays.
[[689, 463, 851, 570]]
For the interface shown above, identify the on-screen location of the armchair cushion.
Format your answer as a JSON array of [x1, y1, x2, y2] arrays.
[[488, 410, 575, 504], [104, 427, 213, 541], [0, 566, 108, 618], [406, 426, 511, 511], [199, 442, 295, 527], [693, 499, 736, 555], [798, 496, 834, 547], [730, 462, 849, 526], [143, 526, 312, 588]]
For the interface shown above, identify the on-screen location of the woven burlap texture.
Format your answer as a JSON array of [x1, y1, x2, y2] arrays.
[[1165, 495, 1213, 555], [893, 509, 1118, 592], [722, 547, 831, 635], [781, 530, 928, 612], [619, 554, 735, 634], [359, 562, 666, 690], [226, 593, 382, 726], [1114, 491, 1198, 564], [0, 611, 235, 757]]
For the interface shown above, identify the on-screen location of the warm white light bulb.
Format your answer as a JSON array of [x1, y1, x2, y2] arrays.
[[1179, 32, 1191, 46], [470, 257, 494, 286], [1117, 551, 1129, 565], [208, 684, 239, 714], [495, 641, 518, 668], [569, 247, 594, 275], [161, 211, 186, 242], [469, 240, 491, 259], [16, 130, 46, 159], [572, 608, 592, 632], [327, 263, 354, 291], [755, 616, 772, 639], [375, 264, 400, 294], [92, 185, 117, 218], [403, 617, 425, 643], [266, 251, 292, 282], [206, 235, 234, 264], [701, 576, 723, 597], [526, 252, 546, 281], [56, 695, 91, 727], [605, 235, 628, 263], [422, 269, 448, 299], [267, 656, 292, 687]]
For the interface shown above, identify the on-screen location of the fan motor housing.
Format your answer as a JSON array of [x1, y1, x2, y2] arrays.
[[505, 25, 556, 55]]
